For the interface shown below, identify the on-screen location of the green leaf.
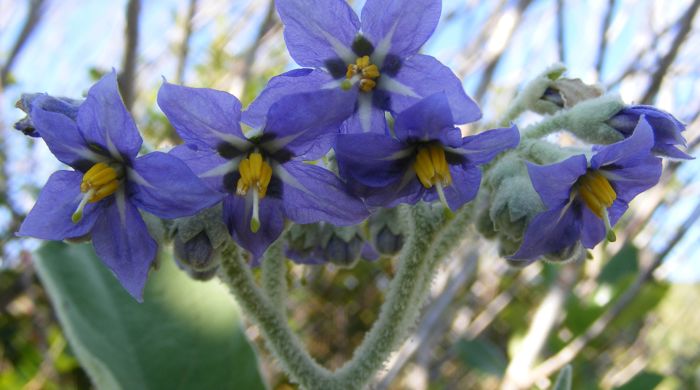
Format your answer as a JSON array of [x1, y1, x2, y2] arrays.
[[598, 244, 639, 285], [552, 365, 572, 390], [613, 371, 664, 390], [35, 242, 266, 390], [456, 338, 507, 377]]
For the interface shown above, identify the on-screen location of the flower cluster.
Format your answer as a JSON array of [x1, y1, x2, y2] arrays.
[[15, 0, 519, 300], [13, 0, 692, 300]]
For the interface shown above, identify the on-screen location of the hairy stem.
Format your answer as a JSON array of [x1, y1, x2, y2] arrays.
[[261, 239, 287, 310], [219, 245, 334, 389]]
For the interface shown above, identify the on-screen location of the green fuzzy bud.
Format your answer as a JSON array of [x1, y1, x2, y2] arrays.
[[489, 176, 544, 241], [564, 94, 626, 144]]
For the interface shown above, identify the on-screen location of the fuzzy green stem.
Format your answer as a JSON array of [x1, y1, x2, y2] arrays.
[[220, 203, 471, 390], [261, 239, 287, 310], [333, 205, 439, 387], [218, 245, 334, 389], [521, 111, 569, 140]]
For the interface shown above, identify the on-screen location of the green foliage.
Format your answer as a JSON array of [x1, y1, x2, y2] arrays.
[[456, 338, 508, 377], [614, 371, 664, 390], [597, 244, 639, 285], [34, 242, 266, 390], [552, 365, 572, 390]]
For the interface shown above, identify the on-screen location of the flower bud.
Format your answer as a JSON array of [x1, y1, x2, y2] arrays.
[[14, 93, 82, 137], [374, 226, 403, 255], [324, 234, 364, 267], [564, 94, 626, 145], [489, 176, 543, 241], [367, 207, 405, 256], [173, 231, 216, 272]]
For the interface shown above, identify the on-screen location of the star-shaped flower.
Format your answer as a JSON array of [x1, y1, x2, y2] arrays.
[[335, 93, 519, 209], [157, 81, 368, 263], [243, 0, 480, 134], [17, 72, 222, 300], [512, 117, 662, 261]]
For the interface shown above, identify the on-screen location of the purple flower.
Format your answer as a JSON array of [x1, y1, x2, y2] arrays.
[[14, 93, 82, 137], [157, 81, 369, 263], [512, 118, 662, 261], [242, 0, 480, 134], [335, 93, 519, 209], [608, 105, 692, 159], [17, 72, 222, 300]]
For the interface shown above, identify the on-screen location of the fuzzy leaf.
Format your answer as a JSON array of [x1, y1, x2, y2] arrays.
[[35, 242, 266, 390]]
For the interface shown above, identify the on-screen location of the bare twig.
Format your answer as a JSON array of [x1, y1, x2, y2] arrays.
[[474, 0, 534, 101], [119, 0, 141, 111], [500, 265, 579, 390], [175, 0, 198, 85], [239, 0, 277, 95], [556, 0, 566, 63], [0, 0, 45, 89], [594, 0, 616, 77], [640, 0, 700, 104]]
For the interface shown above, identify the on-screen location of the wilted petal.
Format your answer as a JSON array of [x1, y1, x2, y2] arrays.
[[383, 55, 481, 124], [275, 0, 360, 67], [276, 161, 368, 225], [361, 0, 441, 59], [91, 193, 158, 301], [15, 93, 82, 137], [157, 81, 249, 151], [29, 99, 104, 169], [77, 71, 142, 160], [18, 170, 102, 240], [128, 152, 224, 219]]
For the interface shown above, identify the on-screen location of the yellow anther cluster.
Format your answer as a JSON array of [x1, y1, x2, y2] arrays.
[[81, 162, 121, 202], [236, 152, 273, 198], [577, 170, 617, 218], [413, 145, 452, 189], [346, 55, 380, 92]]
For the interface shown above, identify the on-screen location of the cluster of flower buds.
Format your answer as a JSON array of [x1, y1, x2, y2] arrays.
[[12, 0, 691, 300]]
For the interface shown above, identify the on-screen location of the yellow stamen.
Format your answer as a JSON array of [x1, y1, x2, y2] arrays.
[[413, 145, 453, 189], [81, 162, 121, 202], [236, 152, 273, 233], [346, 55, 381, 92], [236, 152, 272, 199], [577, 170, 617, 219], [72, 162, 122, 223]]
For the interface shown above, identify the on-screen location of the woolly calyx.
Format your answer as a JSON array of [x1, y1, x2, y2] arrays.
[[565, 94, 627, 144]]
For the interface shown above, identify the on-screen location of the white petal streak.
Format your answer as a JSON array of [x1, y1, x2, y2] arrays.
[[378, 76, 420, 98], [358, 93, 373, 133], [272, 162, 311, 196], [200, 157, 242, 178]]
